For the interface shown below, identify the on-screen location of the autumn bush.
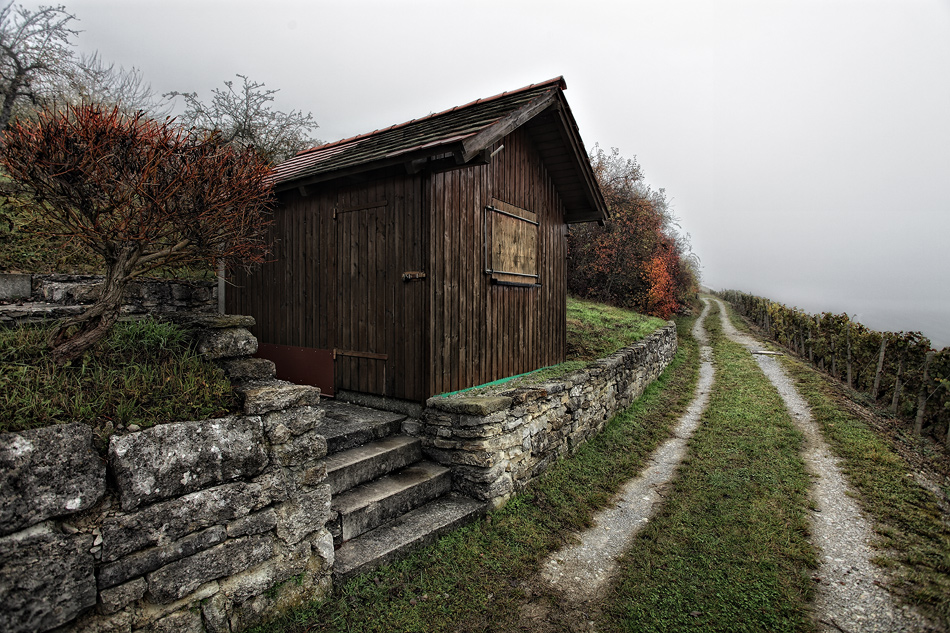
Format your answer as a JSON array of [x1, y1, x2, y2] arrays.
[[567, 146, 699, 319]]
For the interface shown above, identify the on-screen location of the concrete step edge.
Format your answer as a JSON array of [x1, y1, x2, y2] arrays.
[[331, 461, 451, 542], [333, 493, 486, 582], [325, 436, 422, 495]]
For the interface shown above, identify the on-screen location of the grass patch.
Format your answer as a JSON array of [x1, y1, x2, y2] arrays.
[[599, 299, 817, 633], [249, 314, 702, 633], [567, 295, 668, 361], [0, 318, 238, 448], [782, 353, 950, 626], [0, 200, 216, 279]]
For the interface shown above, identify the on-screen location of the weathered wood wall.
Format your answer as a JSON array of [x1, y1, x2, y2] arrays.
[[227, 175, 428, 401], [427, 127, 567, 396]]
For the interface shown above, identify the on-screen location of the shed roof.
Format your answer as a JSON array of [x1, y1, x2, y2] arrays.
[[272, 77, 608, 224]]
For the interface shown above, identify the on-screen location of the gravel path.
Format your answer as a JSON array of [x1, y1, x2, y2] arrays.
[[714, 298, 939, 633], [540, 298, 715, 603]]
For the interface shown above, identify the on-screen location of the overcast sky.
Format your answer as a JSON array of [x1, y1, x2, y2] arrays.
[[33, 0, 950, 347]]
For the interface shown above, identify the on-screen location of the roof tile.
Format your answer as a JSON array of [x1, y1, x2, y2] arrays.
[[272, 77, 566, 186]]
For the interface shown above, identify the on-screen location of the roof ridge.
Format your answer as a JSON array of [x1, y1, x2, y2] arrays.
[[293, 76, 566, 158]]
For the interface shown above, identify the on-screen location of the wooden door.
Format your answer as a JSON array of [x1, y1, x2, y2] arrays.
[[333, 177, 426, 400]]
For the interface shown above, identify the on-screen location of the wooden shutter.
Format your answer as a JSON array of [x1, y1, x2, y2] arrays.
[[486, 198, 539, 286]]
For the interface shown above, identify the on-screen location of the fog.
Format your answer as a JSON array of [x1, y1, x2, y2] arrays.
[[32, 0, 950, 346]]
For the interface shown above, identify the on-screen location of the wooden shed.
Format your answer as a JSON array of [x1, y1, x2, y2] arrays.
[[227, 77, 608, 403]]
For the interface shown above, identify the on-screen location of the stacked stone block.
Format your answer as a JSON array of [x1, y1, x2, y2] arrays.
[[422, 323, 678, 507], [0, 314, 332, 633], [0, 273, 217, 325]]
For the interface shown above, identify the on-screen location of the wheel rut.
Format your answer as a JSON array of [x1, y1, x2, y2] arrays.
[[534, 298, 715, 616], [714, 298, 939, 633]]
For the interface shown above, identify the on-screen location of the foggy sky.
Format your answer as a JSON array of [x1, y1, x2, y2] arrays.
[[30, 0, 950, 347]]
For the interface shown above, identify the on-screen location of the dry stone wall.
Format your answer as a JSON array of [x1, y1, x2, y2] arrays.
[[0, 273, 217, 325], [421, 323, 678, 507], [0, 284, 333, 633]]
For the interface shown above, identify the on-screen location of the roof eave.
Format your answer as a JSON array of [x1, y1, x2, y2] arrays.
[[273, 140, 468, 192], [551, 96, 609, 224], [459, 88, 561, 163]]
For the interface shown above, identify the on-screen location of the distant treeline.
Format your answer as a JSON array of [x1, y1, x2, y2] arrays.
[[719, 289, 950, 447]]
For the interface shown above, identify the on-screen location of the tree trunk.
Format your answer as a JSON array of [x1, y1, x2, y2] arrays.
[[915, 351, 934, 436], [0, 72, 25, 132], [48, 256, 131, 364], [889, 354, 904, 415], [871, 337, 887, 401]]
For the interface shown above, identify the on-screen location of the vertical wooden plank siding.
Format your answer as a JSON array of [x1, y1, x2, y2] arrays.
[[226, 174, 428, 402], [426, 127, 568, 396]]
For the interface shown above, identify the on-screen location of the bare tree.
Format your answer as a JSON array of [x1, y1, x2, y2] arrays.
[[54, 51, 167, 116], [0, 2, 78, 130], [166, 74, 319, 163]]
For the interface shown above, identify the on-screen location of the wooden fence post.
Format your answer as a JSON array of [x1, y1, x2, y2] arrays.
[[831, 335, 837, 379], [914, 351, 934, 436]]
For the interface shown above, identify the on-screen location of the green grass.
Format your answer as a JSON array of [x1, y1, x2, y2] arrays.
[[0, 318, 238, 448], [249, 313, 702, 633], [0, 201, 101, 273], [782, 354, 950, 626], [599, 299, 817, 633], [722, 299, 950, 625], [567, 295, 668, 361]]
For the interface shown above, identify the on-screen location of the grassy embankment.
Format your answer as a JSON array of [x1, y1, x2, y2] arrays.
[[251, 307, 700, 632], [0, 204, 235, 445], [782, 343, 950, 625], [0, 319, 237, 449], [599, 299, 817, 633], [0, 202, 216, 278]]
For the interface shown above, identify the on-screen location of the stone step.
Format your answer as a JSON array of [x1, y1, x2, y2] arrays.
[[325, 435, 422, 495], [235, 379, 321, 415], [334, 493, 485, 582], [330, 461, 451, 544], [318, 401, 406, 454]]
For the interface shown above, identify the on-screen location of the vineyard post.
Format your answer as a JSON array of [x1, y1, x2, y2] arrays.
[[872, 336, 888, 401], [914, 350, 934, 436], [890, 351, 904, 415], [846, 319, 853, 389], [831, 333, 837, 378]]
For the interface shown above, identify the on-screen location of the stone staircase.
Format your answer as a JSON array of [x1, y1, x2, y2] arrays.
[[317, 401, 485, 581]]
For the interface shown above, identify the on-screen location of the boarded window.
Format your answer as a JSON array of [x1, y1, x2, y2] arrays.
[[485, 198, 539, 285]]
